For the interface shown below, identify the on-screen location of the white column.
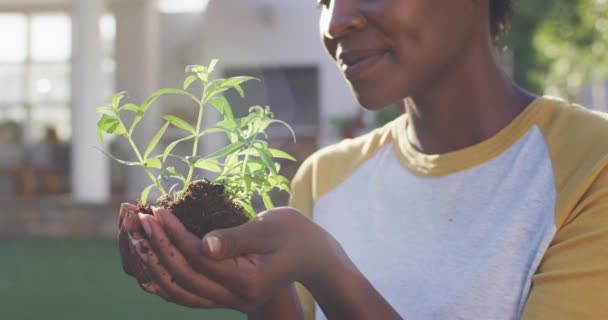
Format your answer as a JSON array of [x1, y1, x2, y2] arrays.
[[112, 0, 160, 200], [71, 0, 110, 203]]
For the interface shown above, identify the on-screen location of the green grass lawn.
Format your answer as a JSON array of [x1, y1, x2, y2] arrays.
[[0, 240, 244, 320]]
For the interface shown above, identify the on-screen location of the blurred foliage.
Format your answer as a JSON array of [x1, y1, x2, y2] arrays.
[[502, 0, 608, 98]]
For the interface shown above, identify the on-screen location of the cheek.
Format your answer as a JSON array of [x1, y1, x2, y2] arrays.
[[319, 11, 337, 59], [323, 36, 337, 60]]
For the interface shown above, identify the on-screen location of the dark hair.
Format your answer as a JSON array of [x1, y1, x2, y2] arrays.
[[490, 0, 514, 37]]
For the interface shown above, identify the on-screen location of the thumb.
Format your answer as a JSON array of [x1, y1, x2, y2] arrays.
[[202, 218, 274, 260]]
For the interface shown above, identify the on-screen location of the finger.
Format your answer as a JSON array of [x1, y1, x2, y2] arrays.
[[122, 207, 144, 234], [119, 228, 134, 276], [153, 209, 252, 290], [140, 213, 251, 309], [153, 208, 247, 280], [141, 281, 171, 301], [119, 203, 138, 229], [119, 210, 145, 275], [128, 232, 152, 284], [201, 213, 280, 260], [131, 236, 224, 309], [153, 208, 204, 262]]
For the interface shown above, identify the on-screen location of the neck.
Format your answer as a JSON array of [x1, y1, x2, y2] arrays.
[[404, 40, 536, 155]]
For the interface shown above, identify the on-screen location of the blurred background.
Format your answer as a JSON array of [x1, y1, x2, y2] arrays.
[[0, 0, 606, 319]]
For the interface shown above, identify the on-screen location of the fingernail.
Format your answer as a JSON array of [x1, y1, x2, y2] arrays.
[[139, 213, 152, 237], [206, 236, 221, 255]]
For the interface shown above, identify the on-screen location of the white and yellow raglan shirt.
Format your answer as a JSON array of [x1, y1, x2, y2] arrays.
[[290, 96, 608, 320]]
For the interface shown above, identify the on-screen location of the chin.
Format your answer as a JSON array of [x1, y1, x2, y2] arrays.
[[352, 88, 403, 112]]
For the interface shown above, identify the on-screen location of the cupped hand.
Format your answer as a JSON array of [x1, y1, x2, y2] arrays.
[[133, 206, 338, 313], [117, 203, 170, 299]]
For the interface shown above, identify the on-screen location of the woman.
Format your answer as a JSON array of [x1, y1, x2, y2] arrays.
[[120, 0, 608, 319]]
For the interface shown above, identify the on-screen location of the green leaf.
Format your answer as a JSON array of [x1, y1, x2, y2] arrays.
[[194, 159, 222, 173], [270, 119, 297, 142], [261, 192, 274, 210], [95, 147, 141, 166], [205, 76, 257, 100], [162, 154, 189, 165], [165, 167, 185, 182], [227, 132, 239, 144], [162, 134, 195, 162], [216, 118, 238, 130], [223, 76, 256, 87], [121, 103, 140, 113], [183, 75, 197, 90], [208, 59, 219, 74], [267, 148, 296, 161], [201, 125, 233, 135], [144, 121, 170, 159], [222, 153, 239, 175], [208, 96, 234, 120], [140, 184, 155, 205], [145, 158, 162, 169], [185, 65, 205, 73], [253, 140, 269, 150], [268, 174, 290, 188], [206, 141, 246, 159], [256, 146, 278, 176], [98, 114, 127, 136], [234, 83, 244, 98], [141, 88, 201, 114], [245, 159, 264, 171], [96, 106, 112, 113], [240, 148, 260, 157], [163, 114, 196, 133], [243, 173, 252, 192], [234, 113, 257, 129], [111, 91, 128, 109]]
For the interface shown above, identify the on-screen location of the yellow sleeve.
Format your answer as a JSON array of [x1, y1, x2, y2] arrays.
[[521, 166, 608, 319], [523, 100, 608, 318], [289, 155, 317, 320]]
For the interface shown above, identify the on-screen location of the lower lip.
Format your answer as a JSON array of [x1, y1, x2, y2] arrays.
[[342, 51, 390, 80]]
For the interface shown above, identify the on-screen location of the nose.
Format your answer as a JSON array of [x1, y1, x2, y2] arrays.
[[322, 0, 367, 39]]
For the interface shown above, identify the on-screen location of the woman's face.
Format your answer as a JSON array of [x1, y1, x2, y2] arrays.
[[319, 0, 484, 109]]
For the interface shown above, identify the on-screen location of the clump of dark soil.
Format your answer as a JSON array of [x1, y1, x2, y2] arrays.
[[139, 179, 250, 238]]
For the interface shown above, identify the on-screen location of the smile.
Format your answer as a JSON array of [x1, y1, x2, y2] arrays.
[[340, 50, 390, 81]]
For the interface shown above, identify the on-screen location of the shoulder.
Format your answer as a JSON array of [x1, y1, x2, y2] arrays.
[[535, 96, 608, 149], [534, 96, 608, 225]]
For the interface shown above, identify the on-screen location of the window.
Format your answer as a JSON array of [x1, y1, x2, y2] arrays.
[[224, 66, 320, 138], [0, 12, 115, 144], [223, 66, 320, 187]]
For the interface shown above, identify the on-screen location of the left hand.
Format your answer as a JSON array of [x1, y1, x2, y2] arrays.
[[131, 206, 339, 313]]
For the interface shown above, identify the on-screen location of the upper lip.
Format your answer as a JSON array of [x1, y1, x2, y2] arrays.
[[338, 49, 389, 67]]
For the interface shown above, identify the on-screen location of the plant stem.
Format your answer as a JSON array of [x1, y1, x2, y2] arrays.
[[182, 84, 207, 192], [126, 134, 168, 195]]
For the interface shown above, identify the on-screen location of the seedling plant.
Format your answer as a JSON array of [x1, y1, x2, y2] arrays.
[[96, 59, 296, 218]]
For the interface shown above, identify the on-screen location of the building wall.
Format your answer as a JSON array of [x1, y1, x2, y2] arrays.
[[200, 0, 359, 148]]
